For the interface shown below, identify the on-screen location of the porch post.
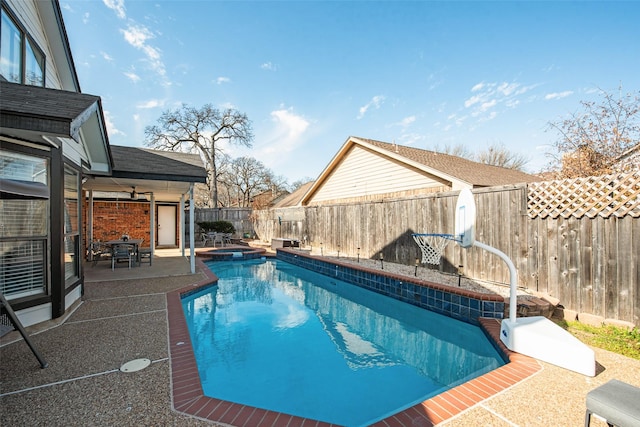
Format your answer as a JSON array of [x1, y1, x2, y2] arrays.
[[180, 194, 185, 257], [189, 183, 195, 274], [88, 189, 94, 261], [150, 193, 155, 256]]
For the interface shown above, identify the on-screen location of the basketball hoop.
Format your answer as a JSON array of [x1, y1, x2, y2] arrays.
[[412, 233, 458, 265]]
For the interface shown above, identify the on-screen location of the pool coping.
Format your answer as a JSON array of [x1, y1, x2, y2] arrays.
[[166, 257, 541, 427]]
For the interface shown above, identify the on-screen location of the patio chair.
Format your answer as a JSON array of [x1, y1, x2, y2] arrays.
[[89, 241, 110, 267], [222, 233, 232, 245], [201, 232, 211, 247], [111, 244, 134, 270], [212, 232, 225, 247], [139, 247, 152, 265]]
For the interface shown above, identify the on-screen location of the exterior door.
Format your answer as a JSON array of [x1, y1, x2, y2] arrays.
[[158, 205, 176, 246]]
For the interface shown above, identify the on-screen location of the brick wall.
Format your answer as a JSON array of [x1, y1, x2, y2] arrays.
[[84, 200, 153, 246]]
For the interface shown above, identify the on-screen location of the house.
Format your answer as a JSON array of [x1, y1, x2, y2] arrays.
[[273, 181, 315, 208], [300, 136, 540, 205], [613, 143, 640, 172], [0, 0, 206, 328], [1, 0, 112, 326]]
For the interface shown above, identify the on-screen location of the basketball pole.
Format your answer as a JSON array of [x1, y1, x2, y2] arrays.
[[472, 241, 518, 324]]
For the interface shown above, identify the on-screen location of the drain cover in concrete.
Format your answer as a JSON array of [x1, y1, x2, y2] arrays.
[[120, 358, 151, 373]]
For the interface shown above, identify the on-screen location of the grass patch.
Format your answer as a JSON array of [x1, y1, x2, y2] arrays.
[[554, 320, 640, 360]]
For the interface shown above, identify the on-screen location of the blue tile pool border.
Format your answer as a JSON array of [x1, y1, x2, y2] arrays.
[[276, 249, 505, 325]]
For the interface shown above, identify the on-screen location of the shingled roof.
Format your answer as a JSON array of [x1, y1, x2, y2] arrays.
[[272, 181, 315, 208], [359, 137, 540, 187], [0, 81, 100, 137], [299, 136, 541, 206], [0, 81, 112, 174], [110, 145, 207, 182]]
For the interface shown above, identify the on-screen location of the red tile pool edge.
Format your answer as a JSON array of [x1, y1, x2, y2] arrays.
[[167, 258, 541, 427]]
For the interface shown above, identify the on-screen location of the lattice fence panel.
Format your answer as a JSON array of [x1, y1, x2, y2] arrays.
[[528, 171, 640, 219]]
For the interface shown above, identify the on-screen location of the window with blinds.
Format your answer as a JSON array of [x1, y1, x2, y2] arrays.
[[0, 150, 49, 300], [0, 240, 46, 298], [64, 167, 80, 285]]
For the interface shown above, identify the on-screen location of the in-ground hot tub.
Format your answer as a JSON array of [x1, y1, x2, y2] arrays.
[[196, 246, 268, 261]]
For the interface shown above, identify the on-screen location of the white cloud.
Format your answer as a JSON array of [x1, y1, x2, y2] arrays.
[[250, 108, 311, 169], [82, 12, 90, 24], [497, 82, 520, 96], [216, 76, 231, 85], [103, 0, 126, 19], [120, 24, 166, 78], [461, 81, 538, 124], [480, 99, 497, 111], [464, 95, 482, 108], [471, 82, 485, 92], [505, 99, 521, 108], [103, 111, 125, 136], [100, 51, 114, 62], [124, 71, 140, 83], [268, 109, 310, 149], [545, 91, 573, 100], [261, 62, 277, 71], [392, 115, 416, 128], [357, 95, 385, 119], [121, 24, 154, 54], [400, 115, 416, 127], [136, 99, 164, 109]]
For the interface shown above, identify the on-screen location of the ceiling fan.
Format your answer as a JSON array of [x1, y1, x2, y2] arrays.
[[130, 187, 151, 200]]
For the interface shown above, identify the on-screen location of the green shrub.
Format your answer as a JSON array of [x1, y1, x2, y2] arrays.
[[197, 220, 235, 234]]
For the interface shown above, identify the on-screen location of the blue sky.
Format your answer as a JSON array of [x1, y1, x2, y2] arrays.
[[60, 0, 640, 183]]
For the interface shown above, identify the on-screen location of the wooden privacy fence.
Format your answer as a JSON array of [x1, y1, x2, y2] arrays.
[[191, 207, 253, 237], [253, 171, 639, 326]]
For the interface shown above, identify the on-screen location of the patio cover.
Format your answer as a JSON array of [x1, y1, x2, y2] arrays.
[[83, 145, 207, 202], [83, 145, 207, 274]]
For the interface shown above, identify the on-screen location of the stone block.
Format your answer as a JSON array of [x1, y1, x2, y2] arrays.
[[578, 312, 605, 327], [603, 318, 636, 330]]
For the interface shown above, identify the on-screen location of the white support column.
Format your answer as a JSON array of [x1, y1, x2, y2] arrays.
[[150, 193, 155, 257], [88, 189, 94, 260], [180, 194, 185, 257], [189, 183, 195, 274]]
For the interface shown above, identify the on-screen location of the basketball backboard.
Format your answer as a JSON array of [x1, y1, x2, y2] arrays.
[[455, 188, 476, 248]]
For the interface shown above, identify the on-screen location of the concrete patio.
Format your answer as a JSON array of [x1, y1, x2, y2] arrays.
[[1, 249, 638, 426]]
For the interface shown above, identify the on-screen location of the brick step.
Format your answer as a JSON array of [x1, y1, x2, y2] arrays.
[[505, 296, 555, 318]]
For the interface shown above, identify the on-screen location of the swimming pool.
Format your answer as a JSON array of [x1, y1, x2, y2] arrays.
[[182, 258, 504, 426]]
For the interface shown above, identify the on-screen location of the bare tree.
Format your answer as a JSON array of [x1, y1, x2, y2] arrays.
[[145, 104, 253, 209], [290, 178, 314, 192], [432, 143, 474, 158], [220, 157, 270, 207], [218, 157, 291, 208], [546, 86, 640, 178], [476, 142, 529, 171], [432, 142, 529, 171]]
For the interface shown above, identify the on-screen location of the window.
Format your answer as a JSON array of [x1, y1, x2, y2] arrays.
[[0, 6, 45, 86], [64, 167, 80, 285], [0, 150, 49, 300]]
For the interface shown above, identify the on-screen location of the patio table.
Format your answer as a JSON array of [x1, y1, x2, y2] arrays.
[[105, 239, 143, 266]]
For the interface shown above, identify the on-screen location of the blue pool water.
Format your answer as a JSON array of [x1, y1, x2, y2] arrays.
[[182, 259, 504, 426]]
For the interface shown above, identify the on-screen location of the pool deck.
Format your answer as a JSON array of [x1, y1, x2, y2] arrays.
[[2, 248, 639, 426]]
